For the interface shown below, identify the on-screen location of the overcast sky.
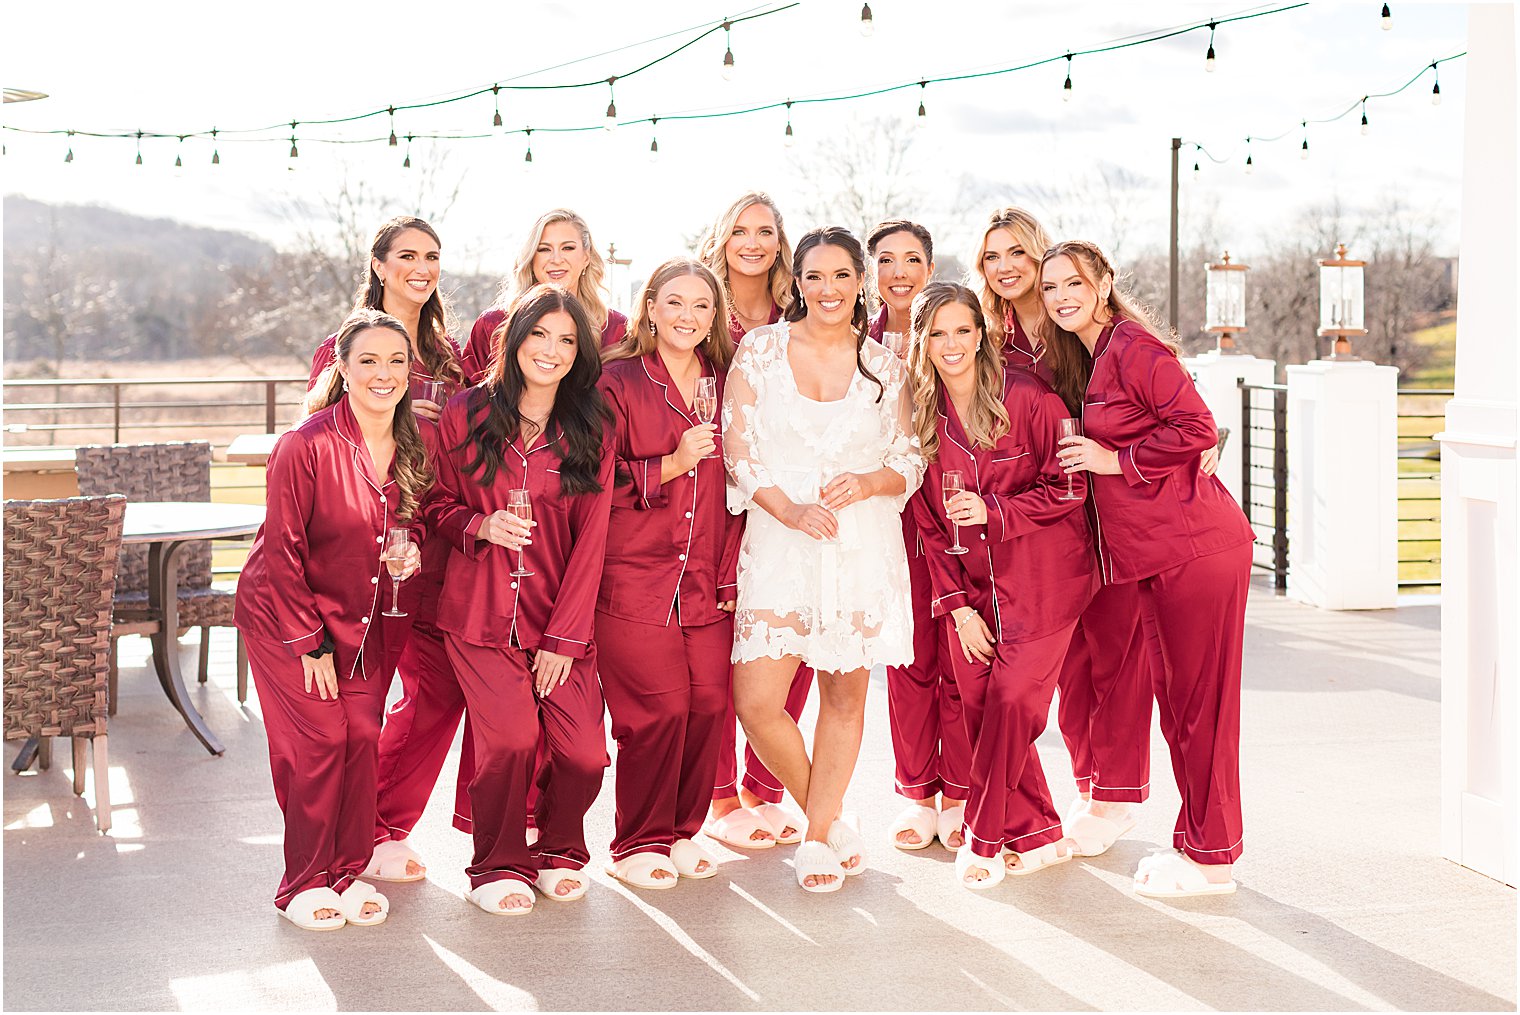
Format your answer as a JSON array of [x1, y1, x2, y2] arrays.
[[3, 1, 1468, 302]]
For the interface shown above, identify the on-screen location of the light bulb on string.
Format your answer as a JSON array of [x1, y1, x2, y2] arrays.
[[64, 129, 74, 164], [388, 107, 398, 146], [135, 130, 143, 166], [1192, 160, 1200, 181], [649, 117, 660, 163], [1430, 63, 1441, 105], [605, 76, 618, 132], [492, 85, 503, 128], [1244, 137, 1253, 175], [1382, 4, 1392, 30], [860, 3, 874, 36], [175, 135, 186, 174], [1205, 22, 1217, 72], [783, 100, 795, 147], [523, 129, 534, 172], [916, 81, 927, 129], [1062, 54, 1073, 101], [721, 21, 735, 80], [402, 134, 412, 169], [1300, 122, 1309, 159], [210, 127, 220, 165], [1361, 99, 1370, 135]]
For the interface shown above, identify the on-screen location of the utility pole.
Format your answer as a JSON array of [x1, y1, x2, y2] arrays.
[[1169, 137, 1181, 337]]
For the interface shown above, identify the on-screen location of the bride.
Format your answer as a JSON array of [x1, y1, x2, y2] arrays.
[[722, 226, 924, 893]]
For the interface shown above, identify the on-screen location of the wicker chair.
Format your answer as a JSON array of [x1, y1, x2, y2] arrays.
[[74, 441, 247, 710], [3, 495, 126, 833]]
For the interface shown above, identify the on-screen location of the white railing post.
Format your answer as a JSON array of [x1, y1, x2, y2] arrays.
[[1183, 350, 1277, 506]]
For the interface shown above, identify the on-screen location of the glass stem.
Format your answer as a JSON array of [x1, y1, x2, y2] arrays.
[[391, 576, 400, 614]]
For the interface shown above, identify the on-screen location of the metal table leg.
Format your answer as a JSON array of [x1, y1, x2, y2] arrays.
[[147, 539, 225, 756]]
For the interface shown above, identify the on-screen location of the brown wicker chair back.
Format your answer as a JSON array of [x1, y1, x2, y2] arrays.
[[75, 442, 214, 593]]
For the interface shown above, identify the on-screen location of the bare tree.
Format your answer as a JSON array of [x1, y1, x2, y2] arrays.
[[790, 116, 922, 241]]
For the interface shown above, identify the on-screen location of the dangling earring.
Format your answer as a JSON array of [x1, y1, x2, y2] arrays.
[[342, 377, 349, 392]]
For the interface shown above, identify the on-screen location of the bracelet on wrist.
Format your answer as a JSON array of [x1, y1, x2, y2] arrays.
[[954, 611, 978, 632]]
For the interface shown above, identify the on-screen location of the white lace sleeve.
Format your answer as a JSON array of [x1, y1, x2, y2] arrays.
[[874, 347, 925, 512], [722, 329, 774, 514]]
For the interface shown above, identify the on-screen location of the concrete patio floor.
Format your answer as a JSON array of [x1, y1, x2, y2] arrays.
[[3, 583, 1515, 1012]]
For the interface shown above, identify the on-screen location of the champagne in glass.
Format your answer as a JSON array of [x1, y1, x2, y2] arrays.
[[882, 331, 907, 359], [693, 376, 719, 459], [1058, 418, 1083, 501], [381, 527, 413, 617], [943, 470, 969, 555], [506, 488, 535, 578]]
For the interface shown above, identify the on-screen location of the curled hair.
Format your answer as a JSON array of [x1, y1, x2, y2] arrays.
[[458, 285, 610, 495], [697, 191, 795, 317], [605, 257, 735, 372], [1035, 240, 1173, 415], [970, 206, 1053, 347], [906, 283, 1010, 461], [355, 216, 466, 391], [310, 308, 433, 520], [495, 209, 611, 333], [783, 226, 884, 403]]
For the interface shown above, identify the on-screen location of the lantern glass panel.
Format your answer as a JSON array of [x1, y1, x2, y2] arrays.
[[1318, 263, 1365, 331], [1205, 269, 1247, 330]]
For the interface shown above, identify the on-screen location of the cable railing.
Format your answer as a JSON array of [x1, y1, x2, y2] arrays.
[[1239, 381, 1289, 593]]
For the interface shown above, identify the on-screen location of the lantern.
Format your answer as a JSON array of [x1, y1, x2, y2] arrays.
[[1203, 250, 1248, 353], [1318, 242, 1366, 359]]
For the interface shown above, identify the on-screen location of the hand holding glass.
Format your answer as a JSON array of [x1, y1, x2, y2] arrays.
[[382, 527, 414, 617], [943, 471, 969, 555], [1058, 419, 1083, 500], [506, 488, 534, 578], [693, 377, 719, 458]]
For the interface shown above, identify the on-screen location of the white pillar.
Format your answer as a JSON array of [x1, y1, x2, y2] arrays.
[[1437, 2, 1517, 887], [1184, 350, 1277, 506], [1284, 359, 1400, 609]]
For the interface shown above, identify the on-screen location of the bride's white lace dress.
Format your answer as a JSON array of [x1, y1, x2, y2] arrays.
[[723, 321, 924, 672]]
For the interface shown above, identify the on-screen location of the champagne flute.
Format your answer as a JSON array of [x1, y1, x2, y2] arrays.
[[506, 488, 535, 578], [381, 527, 413, 618], [883, 331, 907, 359], [1058, 418, 1083, 501], [693, 376, 719, 458], [411, 377, 444, 406], [943, 470, 969, 555]]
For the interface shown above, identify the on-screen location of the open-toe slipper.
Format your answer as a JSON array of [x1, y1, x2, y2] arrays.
[[936, 803, 967, 849], [955, 843, 1006, 891], [1065, 808, 1138, 857], [826, 817, 867, 875], [752, 802, 804, 845], [364, 838, 427, 882], [1132, 852, 1236, 898], [671, 838, 720, 879], [888, 803, 938, 851], [277, 887, 346, 931], [1064, 795, 1091, 824], [606, 852, 679, 890], [703, 807, 776, 850], [468, 880, 535, 916], [335, 880, 389, 927], [534, 867, 590, 902], [1005, 840, 1074, 877], [793, 840, 845, 894]]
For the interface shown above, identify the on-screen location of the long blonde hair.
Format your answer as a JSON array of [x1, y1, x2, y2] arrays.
[[496, 209, 611, 331], [1035, 240, 1173, 416], [309, 308, 433, 520], [605, 258, 735, 371], [697, 191, 795, 316], [907, 282, 1010, 461], [970, 206, 1053, 347]]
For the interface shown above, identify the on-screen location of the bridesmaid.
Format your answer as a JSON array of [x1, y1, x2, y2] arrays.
[[972, 207, 1053, 379], [596, 258, 742, 889], [302, 217, 473, 883], [237, 308, 427, 929], [696, 192, 809, 850], [905, 283, 1096, 890], [866, 219, 971, 852], [463, 209, 627, 381], [1040, 241, 1254, 897], [426, 284, 614, 915]]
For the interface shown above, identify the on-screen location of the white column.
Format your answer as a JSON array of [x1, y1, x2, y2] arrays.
[[1184, 350, 1277, 506], [1285, 359, 1400, 610], [1437, 2, 1517, 887]]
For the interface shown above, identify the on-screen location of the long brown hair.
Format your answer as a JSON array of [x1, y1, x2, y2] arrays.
[[310, 308, 433, 520], [458, 285, 610, 495], [784, 227, 883, 403], [494, 209, 611, 331], [356, 216, 466, 390], [605, 257, 735, 371], [907, 282, 1009, 461], [971, 206, 1053, 347], [1035, 240, 1173, 415], [698, 191, 795, 316]]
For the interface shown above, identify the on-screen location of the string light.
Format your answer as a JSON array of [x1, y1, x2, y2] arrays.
[[1206, 22, 1217, 71], [722, 20, 735, 80], [1361, 98, 1370, 134], [523, 128, 534, 170], [135, 130, 143, 166], [605, 76, 618, 131], [860, 3, 874, 36], [916, 81, 927, 128], [1430, 63, 1441, 105], [1300, 121, 1309, 158], [649, 117, 659, 162], [289, 121, 299, 159], [64, 129, 74, 164], [1063, 53, 1073, 101], [1382, 3, 1392, 30], [783, 99, 794, 147], [492, 85, 503, 128], [1244, 136, 1254, 174], [176, 135, 185, 170], [402, 134, 412, 169], [210, 128, 220, 165], [387, 107, 398, 146]]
